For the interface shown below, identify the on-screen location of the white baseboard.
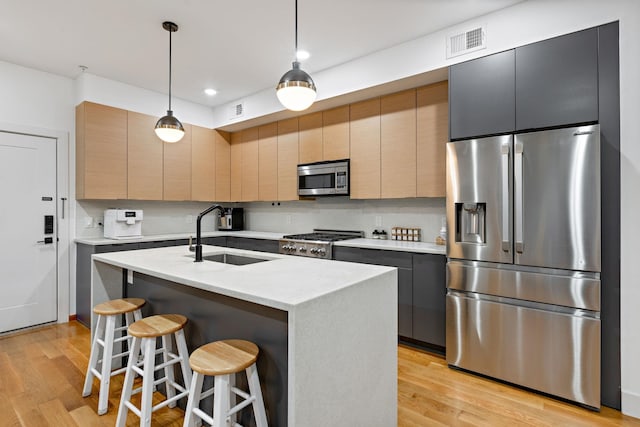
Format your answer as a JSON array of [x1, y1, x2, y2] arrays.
[[622, 390, 640, 419]]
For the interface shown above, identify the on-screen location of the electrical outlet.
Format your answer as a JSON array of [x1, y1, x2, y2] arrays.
[[186, 215, 193, 224], [375, 216, 382, 227], [84, 217, 93, 228], [286, 214, 292, 224]]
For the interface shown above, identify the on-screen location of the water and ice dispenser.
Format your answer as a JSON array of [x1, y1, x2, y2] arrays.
[[455, 202, 486, 244]]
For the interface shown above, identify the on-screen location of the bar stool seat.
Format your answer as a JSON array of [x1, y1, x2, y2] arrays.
[[116, 314, 192, 427], [83, 298, 146, 415], [183, 339, 268, 427]]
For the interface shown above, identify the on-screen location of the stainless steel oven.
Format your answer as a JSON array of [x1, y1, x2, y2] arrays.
[[298, 159, 349, 196]]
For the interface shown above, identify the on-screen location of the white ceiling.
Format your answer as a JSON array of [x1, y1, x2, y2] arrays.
[[2, 0, 522, 109]]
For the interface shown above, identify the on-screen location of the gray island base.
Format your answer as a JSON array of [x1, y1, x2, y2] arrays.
[[91, 245, 398, 427]]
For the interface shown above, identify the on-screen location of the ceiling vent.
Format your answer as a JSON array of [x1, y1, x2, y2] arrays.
[[447, 25, 486, 59], [229, 102, 244, 120]]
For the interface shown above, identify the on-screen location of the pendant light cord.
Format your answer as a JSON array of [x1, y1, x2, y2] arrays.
[[168, 28, 172, 111], [294, 0, 298, 55]]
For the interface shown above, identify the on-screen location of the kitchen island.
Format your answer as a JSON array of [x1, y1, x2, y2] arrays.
[[91, 245, 397, 427]]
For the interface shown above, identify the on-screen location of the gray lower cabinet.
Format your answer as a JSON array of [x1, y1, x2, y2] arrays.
[[202, 236, 227, 246], [76, 242, 140, 327], [333, 246, 445, 346], [412, 253, 446, 348], [226, 237, 279, 254]]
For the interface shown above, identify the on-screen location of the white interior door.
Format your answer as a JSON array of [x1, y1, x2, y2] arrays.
[[0, 132, 57, 333]]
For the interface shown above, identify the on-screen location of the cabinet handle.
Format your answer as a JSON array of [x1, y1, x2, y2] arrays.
[[61, 197, 67, 219]]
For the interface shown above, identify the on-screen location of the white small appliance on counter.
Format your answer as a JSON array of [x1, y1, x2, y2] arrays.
[[104, 209, 143, 239]]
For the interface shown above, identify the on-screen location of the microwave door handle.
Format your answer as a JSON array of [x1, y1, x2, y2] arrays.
[[501, 144, 510, 252], [514, 140, 524, 253]]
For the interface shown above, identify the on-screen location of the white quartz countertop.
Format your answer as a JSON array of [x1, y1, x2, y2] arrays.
[[77, 230, 446, 255], [92, 245, 396, 311]]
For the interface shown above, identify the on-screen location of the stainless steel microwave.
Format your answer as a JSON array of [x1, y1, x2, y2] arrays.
[[298, 159, 349, 196]]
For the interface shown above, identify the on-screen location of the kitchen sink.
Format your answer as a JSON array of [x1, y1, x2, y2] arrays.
[[195, 253, 272, 265]]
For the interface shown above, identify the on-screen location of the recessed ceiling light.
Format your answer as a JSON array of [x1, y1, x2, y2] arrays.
[[204, 88, 217, 96], [296, 50, 310, 61]]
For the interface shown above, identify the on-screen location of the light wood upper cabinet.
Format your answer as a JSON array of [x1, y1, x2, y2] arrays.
[[381, 89, 417, 199], [230, 132, 242, 201], [76, 102, 128, 199], [215, 130, 231, 202], [417, 81, 448, 198], [191, 125, 216, 202], [241, 127, 259, 202], [163, 124, 192, 201], [127, 111, 163, 200], [298, 112, 323, 164], [277, 118, 299, 201], [322, 106, 350, 161], [258, 123, 278, 201], [350, 98, 381, 199]]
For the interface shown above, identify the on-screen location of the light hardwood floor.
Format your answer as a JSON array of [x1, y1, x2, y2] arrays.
[[0, 322, 638, 427]]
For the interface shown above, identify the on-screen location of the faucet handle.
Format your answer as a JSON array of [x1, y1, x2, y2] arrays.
[[188, 236, 195, 252]]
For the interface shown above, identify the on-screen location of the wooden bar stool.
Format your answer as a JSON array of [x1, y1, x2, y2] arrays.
[[116, 314, 192, 427], [183, 339, 268, 427], [83, 297, 145, 415]]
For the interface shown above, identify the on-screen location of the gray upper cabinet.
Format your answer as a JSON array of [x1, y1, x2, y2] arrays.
[[515, 28, 598, 131], [449, 50, 516, 140]]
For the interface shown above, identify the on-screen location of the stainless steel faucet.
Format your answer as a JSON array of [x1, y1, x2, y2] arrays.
[[194, 205, 225, 262]]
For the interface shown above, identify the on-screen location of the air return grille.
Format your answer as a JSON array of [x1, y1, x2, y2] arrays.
[[447, 25, 486, 59], [229, 102, 244, 120]]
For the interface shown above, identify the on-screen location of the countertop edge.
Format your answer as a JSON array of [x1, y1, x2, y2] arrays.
[[77, 231, 446, 255]]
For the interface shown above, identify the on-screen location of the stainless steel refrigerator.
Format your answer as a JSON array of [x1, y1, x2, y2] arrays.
[[445, 124, 601, 409]]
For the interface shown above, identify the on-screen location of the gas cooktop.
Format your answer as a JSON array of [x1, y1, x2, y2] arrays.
[[279, 229, 364, 259]]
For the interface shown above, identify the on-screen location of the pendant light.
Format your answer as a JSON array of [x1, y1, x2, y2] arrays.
[[276, 0, 317, 111], [155, 21, 184, 143]]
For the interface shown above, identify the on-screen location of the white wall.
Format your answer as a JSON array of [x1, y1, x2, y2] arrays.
[[75, 73, 215, 128], [243, 198, 445, 241], [76, 200, 220, 238]]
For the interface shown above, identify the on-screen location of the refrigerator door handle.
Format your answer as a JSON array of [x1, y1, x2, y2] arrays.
[[515, 140, 524, 253], [501, 143, 510, 252]]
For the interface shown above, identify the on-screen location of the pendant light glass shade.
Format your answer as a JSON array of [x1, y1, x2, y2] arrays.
[[155, 21, 184, 143], [276, 61, 317, 111], [276, 0, 316, 111], [155, 110, 185, 143]]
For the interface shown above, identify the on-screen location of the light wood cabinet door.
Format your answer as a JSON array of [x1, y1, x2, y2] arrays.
[[215, 130, 231, 202], [191, 125, 216, 202], [163, 124, 192, 201], [277, 118, 299, 201], [350, 98, 381, 199], [259, 123, 278, 201], [76, 102, 128, 199], [298, 112, 322, 164], [241, 126, 259, 202], [381, 90, 417, 198], [417, 81, 448, 197], [230, 132, 242, 201], [322, 105, 350, 160], [127, 111, 163, 200]]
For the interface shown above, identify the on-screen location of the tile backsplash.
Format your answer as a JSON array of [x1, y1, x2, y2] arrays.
[[76, 198, 446, 242]]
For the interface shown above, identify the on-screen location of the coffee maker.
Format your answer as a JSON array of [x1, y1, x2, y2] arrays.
[[219, 207, 244, 231]]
